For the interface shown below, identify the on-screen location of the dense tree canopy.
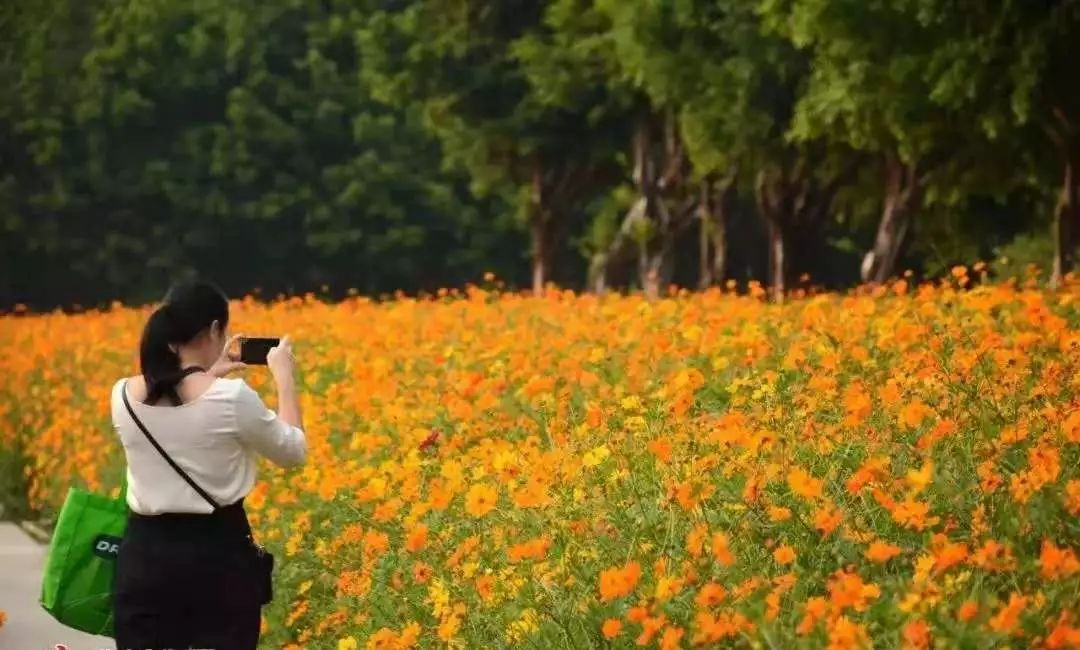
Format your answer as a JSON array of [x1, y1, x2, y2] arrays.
[[1, 0, 1076, 308]]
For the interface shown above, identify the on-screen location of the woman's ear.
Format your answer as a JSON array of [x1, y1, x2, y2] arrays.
[[209, 319, 223, 342]]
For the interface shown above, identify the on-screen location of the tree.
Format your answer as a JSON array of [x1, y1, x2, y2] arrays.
[[598, 0, 852, 301], [769, 0, 1032, 284], [2, 0, 517, 307], [359, 0, 621, 295], [0, 0, 103, 305], [899, 0, 1080, 286]]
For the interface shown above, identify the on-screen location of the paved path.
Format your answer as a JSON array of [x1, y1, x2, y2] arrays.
[[0, 523, 114, 650]]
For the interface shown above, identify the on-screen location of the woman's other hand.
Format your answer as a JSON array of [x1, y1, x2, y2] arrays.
[[267, 335, 302, 430], [209, 334, 247, 377], [267, 335, 296, 384]]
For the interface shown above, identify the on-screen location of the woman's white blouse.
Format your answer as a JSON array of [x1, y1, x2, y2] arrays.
[[110, 378, 306, 515]]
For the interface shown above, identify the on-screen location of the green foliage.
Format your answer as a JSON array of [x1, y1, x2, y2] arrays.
[[2, 0, 523, 307], [1, 0, 1077, 307], [993, 232, 1076, 285], [0, 440, 33, 520]]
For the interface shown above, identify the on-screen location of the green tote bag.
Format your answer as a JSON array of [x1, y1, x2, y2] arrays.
[[39, 481, 128, 637]]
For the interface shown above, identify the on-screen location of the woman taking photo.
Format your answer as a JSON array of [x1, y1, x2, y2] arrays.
[[110, 280, 306, 650]]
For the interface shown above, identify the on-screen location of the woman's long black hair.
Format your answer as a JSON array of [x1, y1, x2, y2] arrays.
[[140, 281, 229, 405]]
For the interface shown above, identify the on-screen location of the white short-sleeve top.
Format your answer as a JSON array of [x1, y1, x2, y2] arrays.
[[110, 377, 306, 515]]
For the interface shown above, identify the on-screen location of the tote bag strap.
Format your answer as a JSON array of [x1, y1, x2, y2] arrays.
[[121, 377, 220, 511]]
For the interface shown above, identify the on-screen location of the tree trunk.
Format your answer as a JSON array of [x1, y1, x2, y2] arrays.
[[862, 155, 920, 285], [529, 159, 548, 296], [593, 113, 691, 296], [711, 207, 727, 289], [766, 217, 785, 303], [699, 180, 713, 289], [531, 218, 549, 296], [755, 169, 787, 303], [588, 252, 608, 295], [642, 252, 661, 300], [698, 177, 731, 289], [1051, 140, 1079, 288], [590, 196, 646, 294], [641, 231, 673, 300]]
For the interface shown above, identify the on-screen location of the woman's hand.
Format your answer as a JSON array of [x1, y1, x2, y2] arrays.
[[267, 335, 303, 430], [209, 334, 247, 377], [267, 335, 296, 384]]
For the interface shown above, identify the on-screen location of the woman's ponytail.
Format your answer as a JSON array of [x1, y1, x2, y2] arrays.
[[140, 305, 184, 405], [137, 280, 230, 405]]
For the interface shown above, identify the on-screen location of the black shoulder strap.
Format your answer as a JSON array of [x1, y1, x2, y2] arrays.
[[162, 366, 206, 405], [177, 366, 206, 380], [121, 380, 220, 511]]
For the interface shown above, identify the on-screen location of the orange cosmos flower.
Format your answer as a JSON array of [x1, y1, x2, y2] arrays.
[[659, 626, 684, 650], [970, 539, 1015, 572], [647, 437, 674, 463], [711, 532, 735, 566], [1039, 540, 1080, 580], [865, 541, 902, 563], [978, 458, 1004, 492], [988, 592, 1027, 636], [878, 379, 902, 407], [1045, 612, 1080, 649], [930, 537, 968, 574], [846, 456, 890, 494], [773, 544, 797, 565], [765, 589, 782, 621], [732, 577, 763, 601], [905, 461, 933, 493], [463, 483, 498, 518], [827, 569, 880, 612], [901, 619, 931, 650], [1066, 480, 1080, 515], [797, 597, 829, 635], [411, 562, 433, 584], [673, 480, 714, 510], [367, 627, 398, 648], [511, 481, 550, 508], [362, 529, 390, 560], [507, 536, 551, 563], [898, 399, 933, 429], [813, 504, 844, 536], [598, 561, 641, 602], [601, 618, 622, 640], [686, 524, 708, 558], [398, 622, 421, 648], [692, 611, 752, 644], [404, 523, 428, 553], [627, 606, 649, 623], [827, 616, 869, 650], [694, 582, 726, 608], [474, 574, 494, 601], [788, 467, 824, 501], [635, 614, 667, 646], [890, 499, 931, 530], [768, 505, 792, 522], [427, 480, 454, 511], [1029, 444, 1062, 484], [654, 575, 684, 601], [842, 382, 873, 426], [1062, 410, 1080, 443], [956, 601, 978, 622]]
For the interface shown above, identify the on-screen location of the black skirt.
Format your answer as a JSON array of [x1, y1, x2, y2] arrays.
[[113, 500, 263, 650]]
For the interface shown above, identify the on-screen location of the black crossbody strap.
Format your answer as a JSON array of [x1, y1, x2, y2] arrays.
[[121, 379, 220, 511]]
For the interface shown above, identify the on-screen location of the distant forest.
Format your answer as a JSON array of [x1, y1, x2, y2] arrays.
[[2, 0, 1078, 307]]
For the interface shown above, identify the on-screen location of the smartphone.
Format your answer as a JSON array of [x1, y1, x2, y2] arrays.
[[239, 337, 280, 366]]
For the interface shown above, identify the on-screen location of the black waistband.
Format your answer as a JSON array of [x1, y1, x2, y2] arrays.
[[126, 498, 251, 539]]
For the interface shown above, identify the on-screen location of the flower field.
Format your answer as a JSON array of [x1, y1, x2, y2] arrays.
[[2, 277, 1080, 649]]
